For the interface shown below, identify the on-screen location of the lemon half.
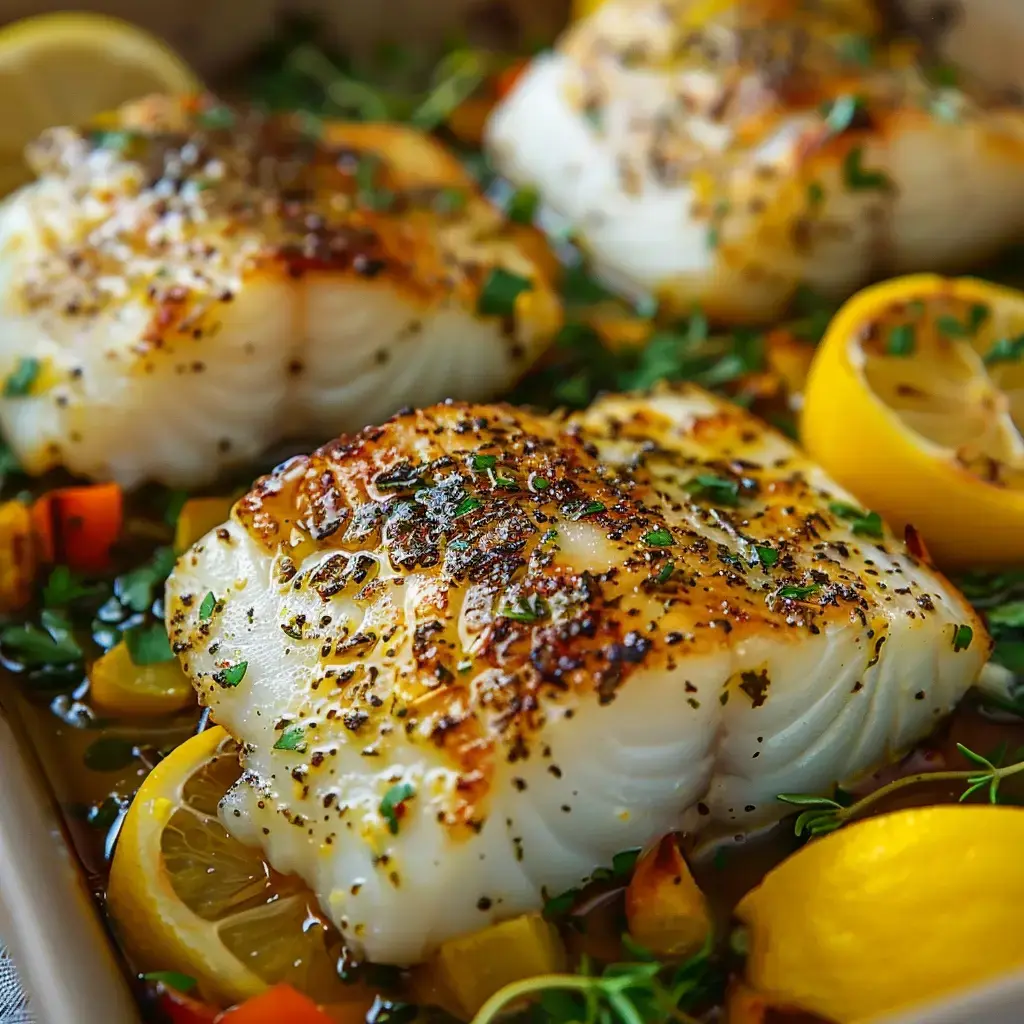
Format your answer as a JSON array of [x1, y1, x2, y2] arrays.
[[0, 12, 199, 195], [802, 274, 1024, 568]]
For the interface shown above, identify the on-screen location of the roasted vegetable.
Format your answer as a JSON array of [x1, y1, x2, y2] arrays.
[[31, 482, 122, 572], [0, 499, 35, 611]]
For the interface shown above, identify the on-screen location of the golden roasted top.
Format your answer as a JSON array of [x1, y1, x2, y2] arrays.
[[166, 386, 987, 825], [14, 94, 556, 341]]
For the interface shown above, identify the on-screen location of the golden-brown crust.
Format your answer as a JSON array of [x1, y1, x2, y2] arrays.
[[166, 388, 987, 826], [15, 95, 560, 351]]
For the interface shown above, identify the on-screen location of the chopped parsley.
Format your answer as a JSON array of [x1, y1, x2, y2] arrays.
[[380, 782, 415, 834], [830, 501, 883, 538], [478, 268, 533, 317], [433, 187, 467, 215], [124, 625, 175, 666], [983, 334, 1024, 367], [273, 724, 307, 752], [142, 972, 197, 994], [843, 146, 891, 191], [506, 186, 540, 224], [778, 583, 821, 600], [886, 323, 915, 356], [43, 566, 101, 608], [218, 661, 248, 687], [643, 528, 673, 547], [199, 592, 217, 621], [531, 475, 550, 491], [755, 545, 779, 568], [953, 624, 974, 652], [471, 454, 497, 470], [807, 181, 825, 208], [454, 496, 482, 518], [500, 593, 550, 624], [3, 357, 40, 398], [565, 500, 606, 520], [686, 473, 740, 507], [0, 611, 82, 667], [196, 105, 236, 129], [937, 304, 988, 337], [655, 561, 675, 584], [116, 547, 177, 613]]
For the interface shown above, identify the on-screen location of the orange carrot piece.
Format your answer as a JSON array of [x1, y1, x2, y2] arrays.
[[32, 482, 123, 572], [216, 984, 335, 1024]]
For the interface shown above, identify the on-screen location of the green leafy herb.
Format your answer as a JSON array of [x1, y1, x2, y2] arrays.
[[91, 129, 137, 152], [1, 611, 82, 667], [686, 474, 740, 507], [643, 528, 673, 547], [124, 624, 175, 666], [199, 591, 217, 621], [953, 623, 974, 652], [983, 334, 1024, 366], [839, 34, 874, 66], [780, 742, 1024, 836], [454, 496, 482, 518], [197, 105, 236, 130], [116, 547, 177, 613], [471, 454, 497, 470], [829, 501, 883, 538], [656, 561, 676, 584], [380, 781, 416, 834], [162, 490, 188, 527], [84, 736, 136, 773], [3, 357, 40, 397], [507, 186, 540, 224], [755, 545, 779, 568], [886, 323, 915, 356], [142, 972, 197, 993], [807, 181, 825, 208], [500, 593, 550, 624], [43, 566, 101, 608], [843, 146, 892, 191], [988, 601, 1024, 631], [273, 724, 307, 752], [777, 584, 821, 600], [218, 661, 248, 687], [532, 475, 550, 491], [937, 304, 989, 337], [433, 187, 467, 215], [478, 268, 533, 317]]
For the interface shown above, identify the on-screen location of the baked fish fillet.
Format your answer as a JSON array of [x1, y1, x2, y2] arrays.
[[0, 96, 561, 487], [165, 384, 987, 964], [486, 0, 1024, 322]]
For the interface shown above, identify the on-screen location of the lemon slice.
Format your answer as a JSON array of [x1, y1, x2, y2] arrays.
[[108, 726, 367, 1009], [734, 805, 1024, 1023], [0, 12, 199, 195], [801, 274, 1024, 568]]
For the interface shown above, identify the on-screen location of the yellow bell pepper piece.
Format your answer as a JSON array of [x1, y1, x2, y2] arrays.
[[89, 640, 194, 717], [625, 835, 712, 958], [413, 913, 566, 1019], [0, 500, 35, 612], [173, 496, 233, 552]]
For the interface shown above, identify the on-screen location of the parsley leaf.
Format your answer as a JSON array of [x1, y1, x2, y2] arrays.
[[778, 583, 821, 600], [116, 547, 177, 613], [643, 528, 673, 547], [755, 545, 779, 568], [829, 501, 884, 538], [687, 474, 740, 507], [199, 592, 217, 621], [886, 323, 915, 356], [953, 624, 974, 652], [499, 593, 550, 623], [273, 724, 307, 752], [3, 357, 40, 397], [843, 146, 892, 191], [454, 496, 482, 518], [984, 334, 1024, 367], [124, 624, 175, 666], [142, 972, 197, 994], [1, 611, 82, 667], [506, 186, 540, 224], [217, 661, 248, 687], [380, 782, 415, 834], [43, 566, 101, 608], [477, 268, 533, 317]]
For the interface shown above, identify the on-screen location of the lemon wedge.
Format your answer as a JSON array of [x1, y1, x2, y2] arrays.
[[0, 12, 199, 196], [801, 274, 1024, 569], [734, 806, 1024, 1022], [89, 641, 194, 717], [108, 727, 371, 1010]]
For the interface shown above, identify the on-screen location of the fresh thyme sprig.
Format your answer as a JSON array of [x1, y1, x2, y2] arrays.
[[778, 743, 1024, 837], [471, 937, 719, 1024]]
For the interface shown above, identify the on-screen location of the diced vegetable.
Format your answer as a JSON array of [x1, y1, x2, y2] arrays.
[[216, 984, 335, 1023], [173, 497, 234, 553], [32, 482, 122, 573], [624, 835, 712, 958], [89, 640, 194, 716], [0, 500, 36, 612], [157, 988, 219, 1024], [412, 913, 566, 1019]]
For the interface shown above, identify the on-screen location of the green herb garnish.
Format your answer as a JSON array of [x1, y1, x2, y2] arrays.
[[273, 724, 307, 752], [218, 661, 248, 687], [478, 268, 533, 317], [984, 334, 1024, 366], [199, 591, 217, 621], [886, 323, 915, 356], [507, 186, 540, 224], [655, 561, 675, 584], [755, 545, 779, 568], [643, 528, 673, 547], [953, 623, 974, 652], [124, 625, 175, 666], [566, 500, 605, 520], [142, 972, 197, 993], [471, 454, 498, 470], [829, 501, 884, 538], [937, 304, 989, 337], [3, 357, 40, 397], [43, 566, 101, 608], [500, 593, 550, 624], [1, 611, 82, 667], [686, 474, 740, 507], [380, 781, 415, 834], [777, 584, 821, 600], [116, 547, 177, 613], [843, 146, 892, 191], [454, 496, 482, 518]]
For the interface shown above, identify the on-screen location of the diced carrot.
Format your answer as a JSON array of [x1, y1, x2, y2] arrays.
[[216, 984, 335, 1024], [494, 59, 528, 100], [31, 482, 123, 573]]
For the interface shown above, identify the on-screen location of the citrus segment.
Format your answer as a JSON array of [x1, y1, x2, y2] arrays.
[[108, 727, 366, 1010], [0, 13, 199, 195], [734, 806, 1024, 1022], [801, 274, 1024, 567]]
